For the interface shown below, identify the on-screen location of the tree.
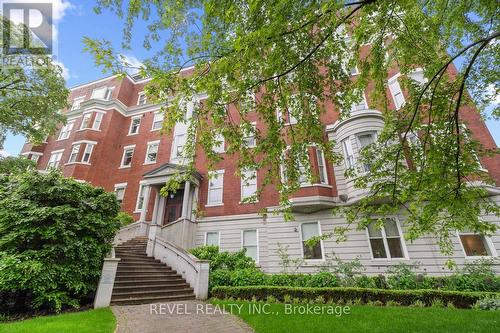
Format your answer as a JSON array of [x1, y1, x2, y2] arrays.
[[0, 156, 35, 175], [0, 170, 121, 312], [84, 0, 499, 256], [0, 17, 69, 148]]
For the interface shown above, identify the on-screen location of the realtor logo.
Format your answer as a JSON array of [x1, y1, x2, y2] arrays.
[[1, 1, 53, 55]]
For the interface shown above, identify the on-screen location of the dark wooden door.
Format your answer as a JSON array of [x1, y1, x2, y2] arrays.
[[163, 189, 184, 224]]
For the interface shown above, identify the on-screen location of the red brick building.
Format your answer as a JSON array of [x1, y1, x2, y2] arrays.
[[21, 68, 500, 274]]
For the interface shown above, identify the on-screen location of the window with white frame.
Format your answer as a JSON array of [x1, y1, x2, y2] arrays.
[[207, 170, 224, 205], [152, 112, 164, 130], [91, 86, 113, 100], [388, 75, 405, 109], [241, 169, 257, 201], [341, 138, 355, 169], [242, 230, 258, 262], [57, 121, 74, 140], [121, 146, 135, 167], [114, 184, 127, 206], [213, 133, 225, 153], [68, 144, 80, 163], [30, 153, 41, 163], [47, 151, 63, 169], [458, 230, 496, 257], [300, 222, 323, 260], [356, 131, 377, 173], [145, 141, 159, 164], [129, 116, 141, 135], [409, 68, 427, 85], [242, 122, 256, 147], [316, 149, 328, 184], [350, 66, 360, 76], [367, 218, 406, 259], [137, 92, 147, 105], [205, 232, 220, 247], [171, 133, 186, 160], [82, 144, 94, 163], [351, 91, 368, 112], [135, 184, 147, 211], [80, 113, 92, 130], [92, 112, 104, 130], [71, 97, 85, 110], [280, 149, 309, 186]]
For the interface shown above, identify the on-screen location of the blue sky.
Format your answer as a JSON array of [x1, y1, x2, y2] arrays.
[[2, 0, 499, 155]]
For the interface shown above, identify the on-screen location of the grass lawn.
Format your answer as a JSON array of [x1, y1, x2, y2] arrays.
[[0, 308, 116, 333], [212, 300, 500, 333]]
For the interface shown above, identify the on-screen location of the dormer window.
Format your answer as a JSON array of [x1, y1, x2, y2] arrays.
[[91, 86, 114, 101], [137, 92, 147, 105]]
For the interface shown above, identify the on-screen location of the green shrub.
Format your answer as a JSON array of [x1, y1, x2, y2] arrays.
[[473, 297, 500, 311], [446, 259, 500, 292], [230, 268, 266, 286], [115, 211, 134, 227], [211, 286, 499, 309], [0, 170, 121, 312], [209, 269, 232, 288], [189, 246, 256, 271], [386, 263, 419, 290], [305, 272, 339, 288]]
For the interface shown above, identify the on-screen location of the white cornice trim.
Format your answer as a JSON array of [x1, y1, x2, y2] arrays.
[[325, 109, 383, 133]]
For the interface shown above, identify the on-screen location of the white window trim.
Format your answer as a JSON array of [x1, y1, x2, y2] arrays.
[[242, 122, 257, 148], [46, 149, 64, 169], [70, 96, 86, 111], [151, 112, 164, 131], [355, 131, 378, 174], [456, 231, 498, 259], [79, 113, 92, 130], [241, 229, 259, 263], [134, 184, 147, 213], [137, 91, 147, 105], [67, 144, 81, 164], [92, 112, 104, 130], [128, 116, 142, 136], [240, 169, 258, 203], [213, 133, 225, 153], [81, 143, 95, 164], [120, 145, 136, 168], [365, 217, 409, 261], [299, 221, 325, 261], [206, 170, 224, 207], [144, 140, 160, 165], [114, 183, 127, 204], [171, 133, 187, 161], [388, 73, 405, 109], [204, 231, 221, 248], [57, 121, 75, 141], [316, 149, 329, 185]]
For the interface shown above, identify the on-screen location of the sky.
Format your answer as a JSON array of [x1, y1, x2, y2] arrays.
[[1, 0, 499, 156]]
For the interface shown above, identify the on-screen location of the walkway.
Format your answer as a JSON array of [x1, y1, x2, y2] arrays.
[[112, 301, 254, 333]]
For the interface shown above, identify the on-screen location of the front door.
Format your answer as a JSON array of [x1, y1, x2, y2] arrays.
[[163, 189, 184, 225]]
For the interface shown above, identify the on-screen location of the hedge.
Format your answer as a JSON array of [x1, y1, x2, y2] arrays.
[[211, 286, 500, 309]]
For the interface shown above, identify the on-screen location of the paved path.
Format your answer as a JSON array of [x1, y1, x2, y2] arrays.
[[112, 301, 254, 333]]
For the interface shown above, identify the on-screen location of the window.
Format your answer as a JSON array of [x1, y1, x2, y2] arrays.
[[57, 121, 74, 140], [280, 148, 309, 186], [30, 153, 41, 163], [409, 68, 426, 85], [137, 92, 147, 105], [350, 66, 360, 76], [71, 97, 85, 110], [241, 169, 257, 201], [80, 113, 92, 130], [68, 144, 80, 163], [351, 91, 368, 112], [92, 113, 104, 130], [242, 230, 258, 262], [207, 170, 224, 205], [341, 138, 355, 169], [171, 134, 186, 160], [316, 149, 328, 184], [82, 144, 94, 163], [367, 218, 406, 259], [357, 132, 377, 173], [135, 184, 147, 211], [47, 151, 63, 169], [91, 86, 113, 100], [300, 222, 323, 260], [121, 146, 135, 167], [114, 184, 127, 206], [205, 232, 220, 247], [458, 231, 495, 257], [145, 141, 159, 164], [242, 122, 256, 148], [213, 133, 225, 153], [152, 112, 164, 130], [129, 117, 141, 135], [388, 75, 405, 109]]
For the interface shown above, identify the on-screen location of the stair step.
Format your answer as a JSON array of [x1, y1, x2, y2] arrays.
[[112, 288, 193, 299], [114, 278, 187, 286], [110, 294, 195, 305], [118, 260, 161, 265], [115, 273, 181, 280], [117, 267, 175, 273], [113, 283, 190, 292]]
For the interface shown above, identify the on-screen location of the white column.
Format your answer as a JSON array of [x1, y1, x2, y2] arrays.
[[181, 181, 191, 219], [151, 189, 160, 225], [139, 185, 151, 222]]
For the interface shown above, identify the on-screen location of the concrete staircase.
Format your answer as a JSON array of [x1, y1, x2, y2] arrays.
[[111, 237, 196, 305]]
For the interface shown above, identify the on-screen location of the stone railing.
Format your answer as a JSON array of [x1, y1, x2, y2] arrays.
[[149, 235, 209, 299], [113, 221, 149, 245]]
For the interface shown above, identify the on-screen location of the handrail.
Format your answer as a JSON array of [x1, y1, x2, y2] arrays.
[[154, 235, 208, 273]]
